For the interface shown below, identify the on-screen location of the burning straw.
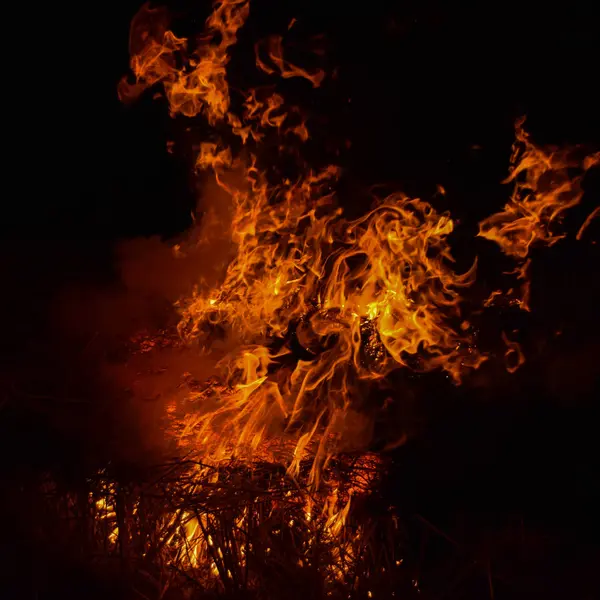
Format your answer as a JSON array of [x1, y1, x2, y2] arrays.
[[44, 452, 401, 598]]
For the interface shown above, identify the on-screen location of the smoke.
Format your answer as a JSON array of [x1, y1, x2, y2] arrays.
[[44, 170, 246, 463], [116, 170, 240, 302]]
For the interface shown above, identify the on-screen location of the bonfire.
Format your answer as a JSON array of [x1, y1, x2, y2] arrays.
[[19, 1, 599, 599]]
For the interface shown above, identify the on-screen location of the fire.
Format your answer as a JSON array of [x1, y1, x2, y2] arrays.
[[174, 142, 486, 487], [478, 117, 599, 259], [80, 0, 600, 594], [119, 0, 250, 123], [255, 35, 326, 87], [501, 331, 526, 374], [129, 0, 488, 483], [478, 120, 597, 320], [576, 205, 600, 241]]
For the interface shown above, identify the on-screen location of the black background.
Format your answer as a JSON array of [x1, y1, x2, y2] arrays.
[[15, 0, 600, 239]]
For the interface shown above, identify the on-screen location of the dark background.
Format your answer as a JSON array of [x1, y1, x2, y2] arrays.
[[3, 1, 600, 598], [16, 0, 600, 239]]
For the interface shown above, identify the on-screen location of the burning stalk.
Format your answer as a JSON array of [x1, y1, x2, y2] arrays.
[[76, 455, 389, 596]]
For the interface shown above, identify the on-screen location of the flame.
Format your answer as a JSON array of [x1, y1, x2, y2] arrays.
[[119, 0, 250, 122], [116, 3, 472, 579], [478, 120, 597, 317], [175, 169, 485, 484], [478, 118, 599, 259], [502, 331, 525, 374], [576, 206, 600, 241], [256, 35, 325, 87], [117, 0, 600, 501], [96, 0, 600, 593], [485, 259, 532, 313]]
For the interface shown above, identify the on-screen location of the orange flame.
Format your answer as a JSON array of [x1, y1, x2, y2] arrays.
[[121, 1, 600, 490], [175, 171, 485, 484], [256, 35, 325, 87], [113, 3, 599, 584], [119, 0, 250, 122], [501, 331, 525, 374], [88, 2, 600, 593], [576, 205, 600, 241], [478, 117, 599, 259], [114, 0, 486, 485]]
